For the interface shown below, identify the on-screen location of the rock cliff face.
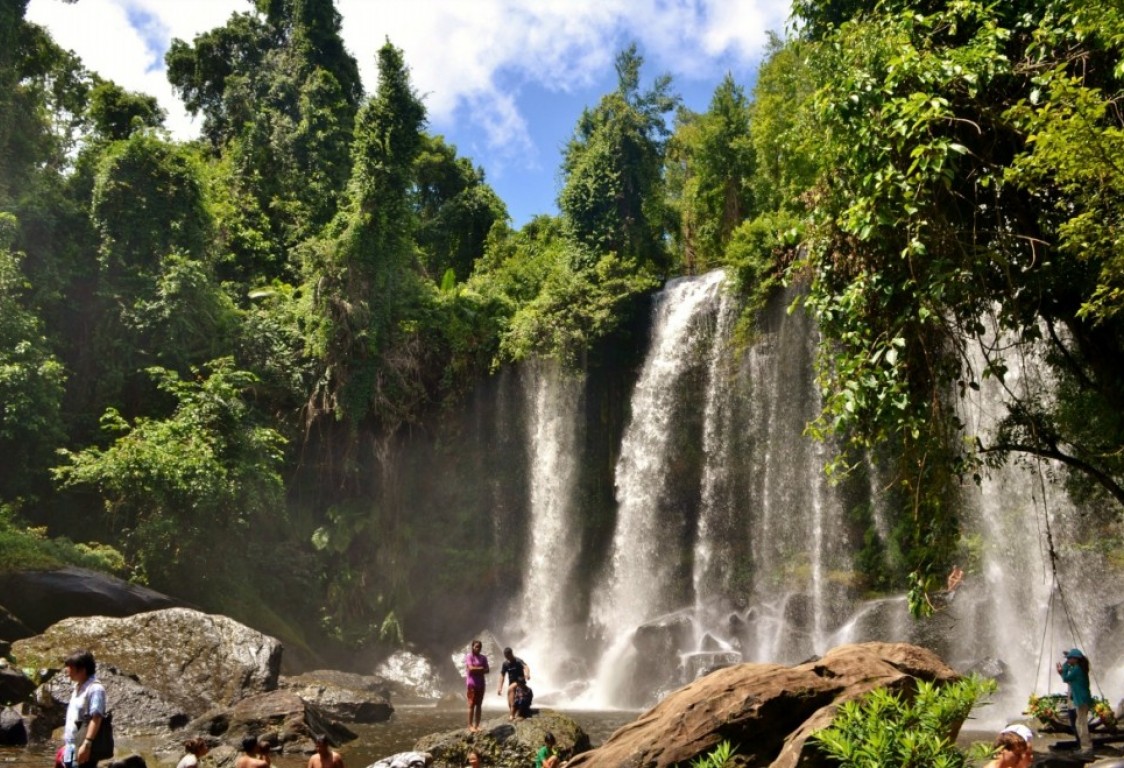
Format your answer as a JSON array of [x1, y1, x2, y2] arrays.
[[11, 608, 281, 717], [565, 642, 959, 768]]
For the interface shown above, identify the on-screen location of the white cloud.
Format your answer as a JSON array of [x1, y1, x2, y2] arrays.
[[25, 0, 790, 160]]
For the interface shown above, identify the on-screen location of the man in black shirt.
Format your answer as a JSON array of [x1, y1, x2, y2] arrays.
[[497, 647, 530, 721]]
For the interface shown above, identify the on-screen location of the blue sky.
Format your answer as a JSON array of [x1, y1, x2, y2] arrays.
[[27, 0, 793, 227]]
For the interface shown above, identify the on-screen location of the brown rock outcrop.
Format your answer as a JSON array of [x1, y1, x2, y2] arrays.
[[281, 670, 393, 723], [186, 689, 355, 753], [565, 642, 959, 768]]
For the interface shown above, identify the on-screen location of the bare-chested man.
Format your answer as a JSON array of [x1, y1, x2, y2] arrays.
[[308, 735, 344, 768], [235, 737, 269, 768]]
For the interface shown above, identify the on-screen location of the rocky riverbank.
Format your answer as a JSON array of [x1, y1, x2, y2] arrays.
[[0, 568, 1022, 768]]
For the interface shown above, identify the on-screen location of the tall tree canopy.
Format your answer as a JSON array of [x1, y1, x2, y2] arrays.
[[166, 0, 361, 275], [559, 44, 679, 272]]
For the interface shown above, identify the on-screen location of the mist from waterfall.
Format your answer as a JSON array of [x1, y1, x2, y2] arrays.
[[948, 315, 1091, 724]]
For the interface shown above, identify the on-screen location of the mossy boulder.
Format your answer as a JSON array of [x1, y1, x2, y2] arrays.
[[11, 608, 281, 717], [414, 710, 589, 768]]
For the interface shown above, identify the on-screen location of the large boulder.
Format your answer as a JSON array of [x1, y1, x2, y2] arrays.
[[0, 568, 185, 633], [0, 604, 32, 643], [0, 663, 35, 705], [39, 664, 190, 735], [281, 670, 393, 723], [415, 710, 589, 768], [376, 650, 446, 700], [11, 608, 282, 717], [185, 689, 356, 754], [0, 705, 28, 746], [565, 641, 959, 768], [630, 610, 696, 700]]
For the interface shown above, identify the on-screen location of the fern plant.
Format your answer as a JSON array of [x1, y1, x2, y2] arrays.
[[690, 739, 737, 768], [813, 676, 996, 768]]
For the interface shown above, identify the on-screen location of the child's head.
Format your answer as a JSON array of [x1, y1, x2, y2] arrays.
[[184, 738, 209, 756], [544, 732, 556, 747]]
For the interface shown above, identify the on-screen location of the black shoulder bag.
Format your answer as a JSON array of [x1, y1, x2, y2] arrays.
[[79, 701, 114, 764], [88, 712, 114, 763]]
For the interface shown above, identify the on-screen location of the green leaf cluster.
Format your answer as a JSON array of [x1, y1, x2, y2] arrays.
[[53, 359, 286, 599], [813, 676, 996, 768]]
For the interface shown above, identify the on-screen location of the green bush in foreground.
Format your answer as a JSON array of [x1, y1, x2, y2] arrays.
[[813, 676, 996, 768]]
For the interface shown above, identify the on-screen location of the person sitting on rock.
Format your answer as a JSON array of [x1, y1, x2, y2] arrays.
[[308, 734, 344, 768], [512, 680, 533, 720], [534, 733, 560, 768]]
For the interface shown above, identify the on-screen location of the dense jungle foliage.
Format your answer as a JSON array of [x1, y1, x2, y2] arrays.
[[1, 0, 1121, 657]]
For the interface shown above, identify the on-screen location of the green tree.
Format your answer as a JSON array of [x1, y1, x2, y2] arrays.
[[303, 39, 427, 431], [0, 5, 91, 207], [666, 74, 755, 272], [87, 133, 232, 418], [559, 44, 679, 270], [87, 80, 164, 141], [0, 218, 66, 503], [53, 359, 286, 599], [787, 0, 1124, 593], [748, 33, 821, 215], [166, 0, 360, 275], [413, 134, 508, 283]]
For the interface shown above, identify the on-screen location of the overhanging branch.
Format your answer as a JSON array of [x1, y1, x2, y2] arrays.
[[982, 441, 1124, 507]]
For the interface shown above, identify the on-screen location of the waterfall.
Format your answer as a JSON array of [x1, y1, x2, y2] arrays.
[[576, 274, 854, 706], [692, 283, 741, 619], [585, 270, 727, 706], [493, 277, 1116, 719], [738, 285, 851, 663], [505, 361, 584, 694], [948, 316, 1088, 723]]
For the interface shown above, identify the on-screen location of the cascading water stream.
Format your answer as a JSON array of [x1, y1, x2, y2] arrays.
[[585, 270, 727, 706], [693, 282, 740, 622], [950, 315, 1085, 722], [506, 361, 584, 694]]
